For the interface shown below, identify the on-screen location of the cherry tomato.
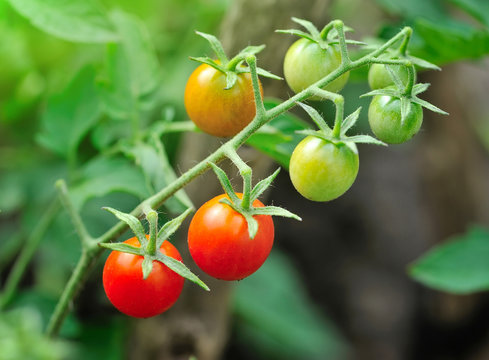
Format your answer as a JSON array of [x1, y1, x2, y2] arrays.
[[184, 62, 262, 137], [103, 237, 184, 318], [368, 63, 409, 90], [283, 38, 349, 98], [187, 193, 274, 281], [289, 136, 359, 202], [368, 94, 423, 144]]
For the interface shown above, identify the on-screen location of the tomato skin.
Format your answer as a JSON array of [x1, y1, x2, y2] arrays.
[[184, 63, 262, 137], [283, 38, 349, 98], [368, 64, 409, 90], [187, 194, 274, 281], [368, 94, 423, 144], [102, 237, 184, 318], [289, 136, 359, 202]]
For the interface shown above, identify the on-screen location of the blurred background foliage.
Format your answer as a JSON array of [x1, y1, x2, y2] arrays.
[[0, 0, 489, 359]]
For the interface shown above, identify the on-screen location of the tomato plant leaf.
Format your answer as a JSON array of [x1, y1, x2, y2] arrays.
[[409, 227, 489, 294], [6, 0, 118, 43], [70, 157, 150, 211], [247, 99, 312, 169], [156, 208, 193, 249], [155, 253, 210, 291], [234, 250, 346, 359], [102, 207, 148, 247], [37, 66, 101, 161]]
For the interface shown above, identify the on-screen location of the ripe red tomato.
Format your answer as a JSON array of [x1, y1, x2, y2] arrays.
[[187, 193, 274, 281], [102, 237, 184, 318], [184, 62, 262, 137]]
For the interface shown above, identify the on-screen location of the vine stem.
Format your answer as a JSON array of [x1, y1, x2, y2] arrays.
[[0, 199, 60, 310], [45, 25, 413, 338]]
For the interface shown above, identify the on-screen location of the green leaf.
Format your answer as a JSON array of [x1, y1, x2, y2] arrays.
[[448, 0, 489, 27], [7, 0, 118, 43], [99, 242, 143, 256], [124, 141, 193, 214], [247, 99, 312, 169], [155, 252, 210, 291], [234, 250, 346, 359], [37, 66, 101, 160], [156, 208, 193, 249], [409, 226, 489, 294], [102, 207, 147, 247], [70, 156, 150, 211]]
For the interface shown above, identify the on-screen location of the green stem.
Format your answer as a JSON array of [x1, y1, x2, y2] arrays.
[[403, 64, 416, 96], [225, 147, 253, 210], [246, 55, 265, 117], [46, 24, 415, 337], [0, 199, 60, 310], [46, 248, 99, 338], [332, 97, 345, 139], [55, 180, 93, 249], [398, 27, 412, 56], [146, 210, 158, 255], [333, 20, 350, 65]]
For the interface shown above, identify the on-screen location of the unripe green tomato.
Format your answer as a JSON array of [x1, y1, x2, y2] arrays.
[[368, 94, 423, 144], [283, 38, 349, 99], [368, 64, 409, 90], [289, 136, 359, 202]]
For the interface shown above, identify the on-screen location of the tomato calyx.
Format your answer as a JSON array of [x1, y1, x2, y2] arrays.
[[189, 31, 281, 89], [99, 207, 209, 291], [208, 155, 301, 239], [295, 101, 385, 150], [361, 82, 448, 125], [277, 17, 365, 51]]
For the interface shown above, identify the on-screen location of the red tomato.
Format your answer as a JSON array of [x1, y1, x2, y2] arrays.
[[187, 193, 274, 281], [184, 62, 262, 137], [102, 237, 184, 318]]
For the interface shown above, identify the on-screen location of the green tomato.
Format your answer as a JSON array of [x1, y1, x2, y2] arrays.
[[289, 136, 359, 202], [368, 64, 409, 90], [283, 38, 349, 99], [368, 94, 423, 144]]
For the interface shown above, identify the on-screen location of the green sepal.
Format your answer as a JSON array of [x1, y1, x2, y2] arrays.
[[250, 206, 302, 221], [98, 242, 144, 256], [345, 135, 387, 146], [156, 208, 193, 249], [360, 88, 399, 98], [291, 17, 320, 39], [195, 31, 228, 64], [235, 45, 266, 58], [275, 29, 316, 43], [412, 83, 430, 96], [225, 71, 238, 89], [406, 55, 441, 71], [250, 168, 281, 202], [102, 207, 148, 247], [189, 57, 225, 72], [341, 107, 362, 136], [400, 96, 411, 125], [220, 197, 259, 240], [296, 102, 332, 135], [386, 65, 408, 89], [142, 256, 153, 279], [411, 97, 449, 115], [208, 162, 241, 204], [155, 252, 210, 291]]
